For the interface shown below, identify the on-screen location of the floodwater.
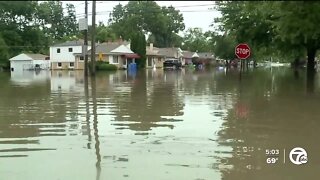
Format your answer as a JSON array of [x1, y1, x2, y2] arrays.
[[1, 67, 320, 180]]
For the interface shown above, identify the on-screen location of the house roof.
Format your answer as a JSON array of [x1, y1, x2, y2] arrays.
[[111, 44, 134, 54], [9, 53, 49, 61], [182, 51, 194, 58], [146, 46, 165, 56], [158, 47, 182, 58], [51, 39, 92, 47], [192, 52, 199, 58], [86, 42, 132, 55], [198, 52, 214, 59]]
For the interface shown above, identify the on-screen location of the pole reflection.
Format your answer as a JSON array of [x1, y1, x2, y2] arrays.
[[90, 75, 101, 180]]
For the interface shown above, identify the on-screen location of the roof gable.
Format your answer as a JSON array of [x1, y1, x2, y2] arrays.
[[192, 52, 199, 58], [87, 42, 132, 54], [111, 44, 134, 54], [9, 53, 48, 61], [9, 53, 32, 61], [51, 39, 92, 47]]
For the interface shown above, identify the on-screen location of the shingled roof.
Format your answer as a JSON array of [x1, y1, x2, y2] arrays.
[[198, 52, 214, 59], [86, 41, 133, 55], [25, 53, 49, 60], [182, 51, 194, 58], [158, 47, 182, 58], [51, 39, 92, 47], [9, 53, 49, 61]]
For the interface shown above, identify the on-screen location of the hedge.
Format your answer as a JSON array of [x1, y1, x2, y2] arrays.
[[95, 62, 117, 71]]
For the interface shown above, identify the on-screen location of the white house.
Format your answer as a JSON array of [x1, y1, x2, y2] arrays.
[[9, 53, 50, 72], [50, 39, 91, 70], [79, 41, 140, 69]]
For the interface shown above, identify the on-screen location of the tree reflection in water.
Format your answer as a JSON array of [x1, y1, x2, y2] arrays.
[[109, 70, 185, 132]]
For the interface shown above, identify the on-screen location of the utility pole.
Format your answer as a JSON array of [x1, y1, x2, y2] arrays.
[[84, 0, 88, 77], [91, 0, 96, 75]]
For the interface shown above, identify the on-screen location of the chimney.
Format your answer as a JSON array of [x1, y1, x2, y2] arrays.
[[150, 43, 153, 51], [118, 36, 123, 45]]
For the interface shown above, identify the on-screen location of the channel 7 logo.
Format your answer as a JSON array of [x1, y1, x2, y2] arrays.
[[289, 147, 308, 165]]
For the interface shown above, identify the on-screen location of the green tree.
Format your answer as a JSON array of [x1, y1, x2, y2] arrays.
[[36, 1, 78, 42], [0, 0, 79, 65], [182, 28, 211, 52], [109, 1, 185, 47], [0, 33, 9, 65], [130, 31, 146, 68], [63, 3, 78, 37], [215, 1, 320, 70], [213, 34, 237, 61], [96, 23, 117, 43]]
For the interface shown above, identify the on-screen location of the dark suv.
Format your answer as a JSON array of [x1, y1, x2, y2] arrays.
[[163, 59, 182, 69]]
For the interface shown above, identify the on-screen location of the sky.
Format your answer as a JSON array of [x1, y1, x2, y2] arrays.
[[63, 1, 222, 36]]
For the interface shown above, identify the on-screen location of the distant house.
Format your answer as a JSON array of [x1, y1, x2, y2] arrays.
[[182, 51, 216, 66], [197, 52, 215, 65], [158, 47, 185, 66], [50, 39, 91, 70], [146, 43, 165, 68], [181, 51, 194, 65], [79, 40, 140, 69], [9, 53, 50, 72]]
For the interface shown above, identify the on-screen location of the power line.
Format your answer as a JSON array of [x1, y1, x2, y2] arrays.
[[76, 9, 216, 18]]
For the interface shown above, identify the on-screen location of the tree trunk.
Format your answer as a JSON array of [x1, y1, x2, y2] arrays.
[[306, 46, 316, 93], [307, 46, 316, 73]]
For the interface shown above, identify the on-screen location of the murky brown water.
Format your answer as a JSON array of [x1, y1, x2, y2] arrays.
[[1, 67, 320, 180]]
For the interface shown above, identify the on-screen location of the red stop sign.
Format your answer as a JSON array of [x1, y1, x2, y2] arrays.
[[235, 43, 251, 59]]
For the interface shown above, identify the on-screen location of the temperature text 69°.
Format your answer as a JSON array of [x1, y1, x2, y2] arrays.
[[266, 157, 279, 164]]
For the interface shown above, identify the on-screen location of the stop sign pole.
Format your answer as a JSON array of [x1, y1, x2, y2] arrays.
[[235, 43, 251, 79]]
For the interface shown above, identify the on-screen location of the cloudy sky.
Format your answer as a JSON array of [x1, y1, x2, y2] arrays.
[[63, 1, 221, 35]]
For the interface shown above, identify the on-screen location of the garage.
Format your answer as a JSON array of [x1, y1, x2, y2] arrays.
[[9, 53, 50, 71]]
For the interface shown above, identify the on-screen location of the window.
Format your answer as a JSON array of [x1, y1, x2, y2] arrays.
[[80, 56, 84, 60], [57, 62, 62, 68], [123, 59, 127, 65], [57, 48, 61, 53], [70, 62, 74, 67], [113, 56, 118, 63], [68, 48, 73, 52]]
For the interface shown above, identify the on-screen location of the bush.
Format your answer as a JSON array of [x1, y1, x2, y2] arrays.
[[96, 62, 117, 71], [88, 61, 117, 71], [0, 60, 10, 71]]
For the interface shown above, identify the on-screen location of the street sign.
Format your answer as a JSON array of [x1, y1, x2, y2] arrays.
[[235, 43, 251, 59], [79, 18, 88, 31]]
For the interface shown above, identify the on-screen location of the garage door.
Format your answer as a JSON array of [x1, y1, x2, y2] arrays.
[[11, 60, 33, 71]]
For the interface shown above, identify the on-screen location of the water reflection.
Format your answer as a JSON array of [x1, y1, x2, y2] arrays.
[[10, 70, 50, 86], [1, 68, 320, 179]]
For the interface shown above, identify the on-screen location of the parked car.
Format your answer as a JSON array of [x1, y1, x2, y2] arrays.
[[163, 59, 182, 69]]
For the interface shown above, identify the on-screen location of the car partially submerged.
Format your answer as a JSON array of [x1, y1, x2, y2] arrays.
[[163, 59, 182, 69]]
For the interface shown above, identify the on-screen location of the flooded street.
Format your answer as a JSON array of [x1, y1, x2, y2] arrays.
[[1, 67, 320, 180]]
